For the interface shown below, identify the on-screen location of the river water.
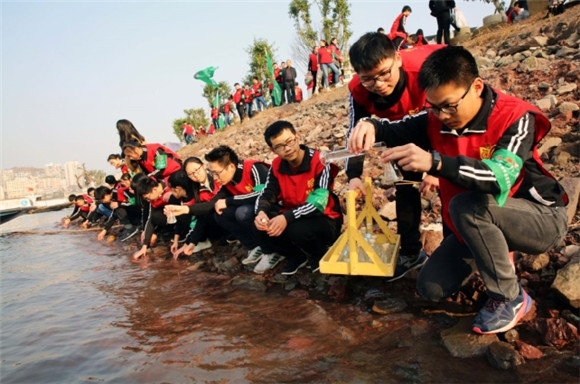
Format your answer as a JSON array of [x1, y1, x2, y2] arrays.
[[1, 210, 577, 383]]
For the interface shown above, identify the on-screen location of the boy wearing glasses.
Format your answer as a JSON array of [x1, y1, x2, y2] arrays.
[[346, 32, 443, 280], [204, 146, 271, 267], [253, 121, 343, 275], [348, 45, 568, 335]]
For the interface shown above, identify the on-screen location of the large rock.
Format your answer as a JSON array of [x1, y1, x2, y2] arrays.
[[556, 82, 578, 95], [486, 341, 525, 370], [440, 318, 498, 358], [538, 137, 562, 155], [559, 101, 579, 113], [558, 177, 580, 224], [552, 260, 580, 308]]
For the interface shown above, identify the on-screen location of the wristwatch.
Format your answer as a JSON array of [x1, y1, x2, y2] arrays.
[[428, 150, 441, 175]]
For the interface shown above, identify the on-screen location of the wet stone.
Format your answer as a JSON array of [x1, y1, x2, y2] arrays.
[[515, 340, 543, 360], [504, 328, 520, 343], [521, 252, 550, 271], [486, 341, 525, 370], [441, 318, 498, 358], [230, 276, 267, 292], [372, 297, 407, 315]]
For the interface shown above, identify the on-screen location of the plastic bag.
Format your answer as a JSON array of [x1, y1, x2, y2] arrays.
[[304, 71, 313, 86]]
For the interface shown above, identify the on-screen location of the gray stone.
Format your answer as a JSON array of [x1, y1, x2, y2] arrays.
[[561, 244, 580, 260], [535, 98, 552, 111], [486, 341, 525, 370], [513, 52, 526, 62], [538, 137, 562, 155], [485, 49, 497, 59], [476, 56, 494, 69], [504, 329, 520, 343], [378, 201, 397, 221], [559, 177, 580, 225], [556, 82, 578, 95], [545, 94, 558, 106], [522, 56, 538, 68], [230, 276, 267, 292], [533, 36, 549, 46], [495, 55, 514, 67], [537, 81, 551, 91], [552, 260, 580, 308], [556, 46, 577, 58], [440, 318, 498, 358], [559, 101, 580, 113], [521, 252, 550, 271]]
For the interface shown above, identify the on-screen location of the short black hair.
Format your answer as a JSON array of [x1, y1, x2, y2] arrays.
[[105, 175, 117, 185], [168, 170, 193, 193], [107, 153, 122, 161], [402, 5, 412, 12], [68, 194, 77, 202], [377, 27, 385, 33], [87, 187, 95, 194], [204, 145, 239, 167], [264, 121, 296, 147], [120, 173, 132, 181], [94, 186, 112, 201], [418, 46, 479, 91], [133, 176, 159, 196], [349, 32, 396, 73]]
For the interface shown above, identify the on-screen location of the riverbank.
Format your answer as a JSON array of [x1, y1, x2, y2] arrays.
[[171, 6, 579, 370]]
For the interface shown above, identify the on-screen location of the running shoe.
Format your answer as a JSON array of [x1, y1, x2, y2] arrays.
[[472, 287, 532, 335], [253, 253, 285, 274], [386, 250, 427, 282], [241, 246, 263, 265]]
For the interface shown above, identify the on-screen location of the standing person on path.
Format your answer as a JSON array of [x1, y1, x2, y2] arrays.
[[348, 45, 569, 335], [232, 83, 245, 122], [429, 0, 455, 44], [283, 60, 297, 103], [318, 40, 341, 91], [252, 77, 268, 112], [346, 32, 443, 280], [308, 46, 319, 96]]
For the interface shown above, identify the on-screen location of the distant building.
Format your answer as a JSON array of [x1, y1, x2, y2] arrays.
[[64, 161, 82, 188], [45, 163, 63, 178]]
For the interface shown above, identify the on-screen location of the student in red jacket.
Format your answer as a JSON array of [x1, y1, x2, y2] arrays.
[[122, 140, 182, 183], [318, 39, 341, 91], [390, 5, 412, 50], [232, 83, 245, 122], [346, 32, 444, 278], [205, 145, 271, 266], [348, 45, 568, 335], [242, 84, 254, 119], [307, 46, 319, 95], [252, 77, 268, 112], [253, 121, 342, 275]]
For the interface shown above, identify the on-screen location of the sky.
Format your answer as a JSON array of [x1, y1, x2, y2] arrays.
[[1, 0, 497, 174]]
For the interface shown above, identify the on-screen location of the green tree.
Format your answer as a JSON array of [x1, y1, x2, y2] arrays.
[[172, 108, 209, 142], [244, 38, 277, 100], [288, 0, 352, 72], [202, 81, 232, 108]]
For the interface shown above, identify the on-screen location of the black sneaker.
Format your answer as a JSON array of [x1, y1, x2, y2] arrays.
[[307, 256, 321, 273], [281, 255, 308, 276], [120, 225, 139, 242], [386, 250, 427, 282]]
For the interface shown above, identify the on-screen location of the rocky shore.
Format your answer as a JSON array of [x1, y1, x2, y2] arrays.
[[165, 6, 580, 372]]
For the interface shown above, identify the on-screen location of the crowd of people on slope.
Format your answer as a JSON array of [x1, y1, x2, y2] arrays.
[[63, 3, 570, 337]]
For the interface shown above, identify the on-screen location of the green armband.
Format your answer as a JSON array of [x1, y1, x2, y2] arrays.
[[306, 188, 329, 213], [481, 148, 523, 207], [189, 216, 197, 229], [155, 154, 167, 169], [253, 184, 265, 192]]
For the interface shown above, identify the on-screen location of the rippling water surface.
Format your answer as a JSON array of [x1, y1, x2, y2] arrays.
[[1, 211, 577, 383]]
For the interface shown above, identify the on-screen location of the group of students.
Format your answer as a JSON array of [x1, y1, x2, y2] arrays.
[[64, 118, 342, 276], [65, 28, 569, 336]]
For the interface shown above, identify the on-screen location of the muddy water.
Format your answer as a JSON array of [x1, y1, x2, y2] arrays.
[[1, 210, 577, 383]]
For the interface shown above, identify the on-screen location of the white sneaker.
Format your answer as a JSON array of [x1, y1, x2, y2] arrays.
[[242, 246, 263, 265], [193, 239, 212, 253], [253, 253, 285, 274]]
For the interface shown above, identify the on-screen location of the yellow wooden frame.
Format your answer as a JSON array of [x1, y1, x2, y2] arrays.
[[320, 178, 400, 276]]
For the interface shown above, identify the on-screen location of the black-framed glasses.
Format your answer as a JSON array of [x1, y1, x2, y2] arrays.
[[424, 80, 475, 115], [359, 59, 397, 87], [210, 166, 228, 178], [272, 137, 297, 152], [186, 165, 203, 177]]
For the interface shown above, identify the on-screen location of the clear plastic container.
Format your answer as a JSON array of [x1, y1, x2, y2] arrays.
[[320, 142, 387, 166]]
